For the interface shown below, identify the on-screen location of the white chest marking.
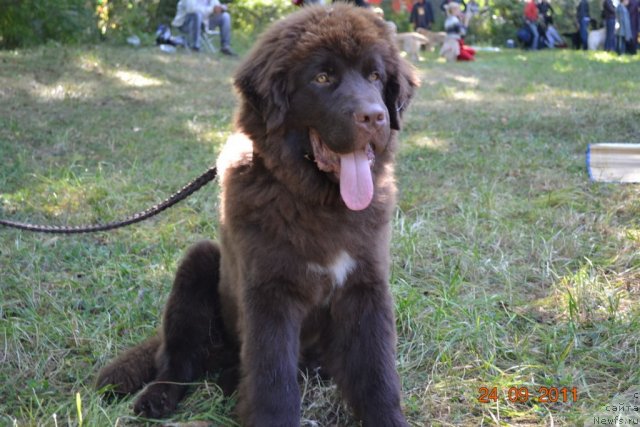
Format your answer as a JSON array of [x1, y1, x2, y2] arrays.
[[308, 250, 357, 288]]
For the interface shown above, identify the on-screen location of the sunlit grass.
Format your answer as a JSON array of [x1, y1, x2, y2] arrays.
[[112, 69, 165, 87]]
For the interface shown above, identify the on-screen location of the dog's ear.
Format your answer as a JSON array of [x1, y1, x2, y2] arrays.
[[385, 57, 419, 131], [234, 47, 289, 133]]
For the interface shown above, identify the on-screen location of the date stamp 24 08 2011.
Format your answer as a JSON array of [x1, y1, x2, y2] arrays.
[[477, 386, 579, 404], [478, 386, 640, 426]]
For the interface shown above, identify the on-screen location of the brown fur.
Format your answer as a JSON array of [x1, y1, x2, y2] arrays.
[[96, 4, 418, 426]]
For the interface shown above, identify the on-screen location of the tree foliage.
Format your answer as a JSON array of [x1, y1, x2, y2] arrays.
[[230, 0, 295, 35], [0, 0, 293, 49], [96, 0, 163, 42], [0, 0, 98, 48]]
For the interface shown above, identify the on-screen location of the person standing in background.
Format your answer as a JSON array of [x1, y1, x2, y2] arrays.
[[602, 0, 617, 51], [410, 0, 435, 30], [524, 0, 540, 49], [627, 0, 639, 54], [616, 0, 632, 54], [576, 0, 590, 50]]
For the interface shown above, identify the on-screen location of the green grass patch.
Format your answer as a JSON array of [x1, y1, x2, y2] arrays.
[[1, 44, 640, 426]]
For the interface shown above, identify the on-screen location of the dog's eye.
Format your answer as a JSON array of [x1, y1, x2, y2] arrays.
[[368, 71, 381, 82], [314, 73, 330, 84]]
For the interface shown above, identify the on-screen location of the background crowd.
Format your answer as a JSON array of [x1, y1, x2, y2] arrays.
[[407, 0, 638, 54], [519, 0, 638, 54]]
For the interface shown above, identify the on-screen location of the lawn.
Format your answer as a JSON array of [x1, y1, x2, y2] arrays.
[[1, 43, 640, 426]]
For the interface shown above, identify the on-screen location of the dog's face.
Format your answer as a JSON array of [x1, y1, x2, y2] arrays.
[[286, 48, 392, 210], [234, 4, 418, 210]]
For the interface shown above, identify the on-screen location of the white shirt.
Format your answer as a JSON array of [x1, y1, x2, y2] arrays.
[[172, 0, 220, 27]]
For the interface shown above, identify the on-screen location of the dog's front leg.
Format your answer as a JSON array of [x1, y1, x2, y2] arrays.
[[237, 282, 305, 427], [328, 282, 408, 427]]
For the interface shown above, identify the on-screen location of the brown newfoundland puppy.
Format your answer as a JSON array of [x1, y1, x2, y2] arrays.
[[96, 4, 418, 426]]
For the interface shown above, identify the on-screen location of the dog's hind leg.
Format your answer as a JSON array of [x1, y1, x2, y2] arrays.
[[96, 335, 161, 398], [133, 240, 237, 418]]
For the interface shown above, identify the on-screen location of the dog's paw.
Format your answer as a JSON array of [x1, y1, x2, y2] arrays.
[[133, 383, 178, 419], [96, 363, 143, 399]]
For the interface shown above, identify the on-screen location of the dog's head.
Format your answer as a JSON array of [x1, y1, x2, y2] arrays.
[[234, 4, 418, 210]]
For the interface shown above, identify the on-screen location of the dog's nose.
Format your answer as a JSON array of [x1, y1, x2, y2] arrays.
[[354, 105, 387, 131]]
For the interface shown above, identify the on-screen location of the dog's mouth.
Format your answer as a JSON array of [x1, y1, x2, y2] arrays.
[[309, 128, 375, 211]]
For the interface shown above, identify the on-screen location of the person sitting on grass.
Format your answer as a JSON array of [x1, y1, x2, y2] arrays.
[[172, 0, 236, 56], [537, 0, 565, 48]]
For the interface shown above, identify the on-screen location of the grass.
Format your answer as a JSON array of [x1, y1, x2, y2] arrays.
[[1, 41, 639, 426]]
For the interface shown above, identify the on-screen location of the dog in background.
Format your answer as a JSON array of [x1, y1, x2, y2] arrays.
[[565, 20, 605, 50], [588, 27, 605, 50], [417, 27, 447, 51], [395, 31, 430, 61], [372, 6, 432, 62]]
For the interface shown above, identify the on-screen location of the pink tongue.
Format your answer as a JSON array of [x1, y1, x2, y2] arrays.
[[339, 150, 374, 211]]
